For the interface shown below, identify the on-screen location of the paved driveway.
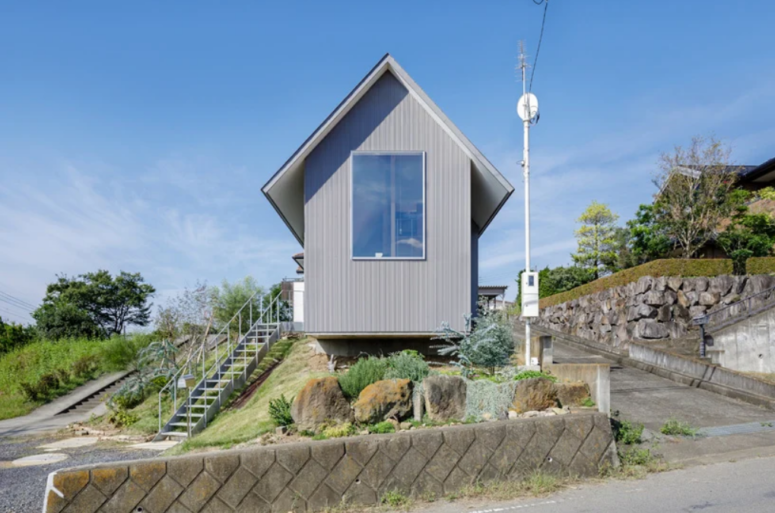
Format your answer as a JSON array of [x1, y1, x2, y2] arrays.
[[554, 342, 775, 431]]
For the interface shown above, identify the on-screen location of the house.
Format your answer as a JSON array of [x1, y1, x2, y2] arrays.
[[263, 54, 513, 354]]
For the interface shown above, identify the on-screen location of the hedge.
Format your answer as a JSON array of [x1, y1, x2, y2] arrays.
[[746, 257, 775, 275], [539, 259, 733, 309]]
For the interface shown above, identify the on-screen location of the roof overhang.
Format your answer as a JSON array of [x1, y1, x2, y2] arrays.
[[262, 53, 514, 245]]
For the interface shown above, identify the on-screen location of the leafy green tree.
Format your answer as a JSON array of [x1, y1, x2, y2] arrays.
[[33, 271, 155, 339], [572, 201, 620, 279], [625, 204, 672, 264], [0, 317, 38, 354], [717, 197, 775, 274], [515, 265, 595, 308]]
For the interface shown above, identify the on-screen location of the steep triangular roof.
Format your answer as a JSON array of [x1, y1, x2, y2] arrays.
[[262, 53, 513, 245]]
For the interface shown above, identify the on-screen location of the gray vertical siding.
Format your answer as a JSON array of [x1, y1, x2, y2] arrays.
[[305, 71, 471, 334], [471, 220, 479, 316]]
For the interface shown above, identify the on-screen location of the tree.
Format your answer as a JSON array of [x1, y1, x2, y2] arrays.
[[33, 270, 155, 339], [625, 204, 672, 265], [210, 277, 265, 332], [571, 201, 620, 279], [0, 316, 37, 354], [155, 281, 213, 359], [653, 136, 740, 258], [717, 191, 775, 274]]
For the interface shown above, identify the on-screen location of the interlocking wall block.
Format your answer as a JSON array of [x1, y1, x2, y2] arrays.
[[43, 413, 615, 513]]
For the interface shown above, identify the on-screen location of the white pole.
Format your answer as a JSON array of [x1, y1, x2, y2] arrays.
[[520, 43, 532, 368], [523, 119, 531, 367]]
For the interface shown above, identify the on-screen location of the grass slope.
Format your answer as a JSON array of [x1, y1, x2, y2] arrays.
[[168, 338, 325, 454]]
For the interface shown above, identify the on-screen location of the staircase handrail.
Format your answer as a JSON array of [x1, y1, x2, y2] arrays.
[[157, 289, 285, 434], [693, 284, 775, 331]]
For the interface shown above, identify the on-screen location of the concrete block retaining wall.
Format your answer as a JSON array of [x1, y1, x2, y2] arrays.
[[44, 413, 615, 513], [539, 274, 774, 354], [548, 363, 611, 416]]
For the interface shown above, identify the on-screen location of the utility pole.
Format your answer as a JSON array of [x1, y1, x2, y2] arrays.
[[517, 41, 539, 369]]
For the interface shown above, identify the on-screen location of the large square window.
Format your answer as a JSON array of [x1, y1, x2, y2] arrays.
[[351, 152, 425, 259]]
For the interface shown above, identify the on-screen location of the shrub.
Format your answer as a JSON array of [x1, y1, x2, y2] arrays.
[[338, 357, 388, 400], [384, 350, 430, 382], [619, 447, 655, 466], [540, 258, 734, 308], [19, 373, 61, 402], [368, 421, 396, 434], [513, 370, 557, 383], [746, 257, 775, 275], [108, 408, 138, 427], [759, 187, 775, 201], [436, 313, 514, 375], [73, 355, 99, 379], [98, 334, 156, 371], [660, 418, 697, 437], [268, 394, 294, 427]]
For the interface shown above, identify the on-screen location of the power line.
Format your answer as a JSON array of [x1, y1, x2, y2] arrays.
[[0, 306, 33, 324], [0, 294, 35, 313], [529, 0, 550, 93], [0, 289, 36, 310]]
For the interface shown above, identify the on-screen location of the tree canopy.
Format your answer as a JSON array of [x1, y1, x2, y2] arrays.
[[571, 201, 620, 279], [33, 270, 155, 339]]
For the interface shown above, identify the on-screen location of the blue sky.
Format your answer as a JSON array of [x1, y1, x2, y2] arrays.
[[1, 1, 775, 324]]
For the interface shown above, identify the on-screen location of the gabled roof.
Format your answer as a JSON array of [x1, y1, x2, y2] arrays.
[[262, 53, 514, 245], [741, 157, 775, 184]]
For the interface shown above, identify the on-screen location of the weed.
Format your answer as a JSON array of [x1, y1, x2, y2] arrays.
[[338, 357, 387, 399], [321, 422, 357, 438], [660, 418, 697, 437], [73, 355, 99, 379], [381, 490, 411, 507], [268, 394, 294, 427], [368, 421, 396, 434], [612, 417, 644, 445], [761, 422, 773, 428], [311, 433, 328, 441], [581, 397, 596, 407], [108, 408, 138, 427], [513, 370, 557, 383]]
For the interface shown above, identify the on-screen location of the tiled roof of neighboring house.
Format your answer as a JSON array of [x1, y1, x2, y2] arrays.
[[478, 285, 509, 297]]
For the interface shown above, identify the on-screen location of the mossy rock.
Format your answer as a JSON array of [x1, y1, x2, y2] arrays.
[[291, 376, 353, 432], [353, 379, 412, 424], [512, 377, 558, 413]]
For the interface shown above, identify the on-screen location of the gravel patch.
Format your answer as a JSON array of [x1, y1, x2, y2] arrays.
[[0, 435, 159, 513]]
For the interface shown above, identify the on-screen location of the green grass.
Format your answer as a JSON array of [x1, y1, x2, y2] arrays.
[[168, 338, 326, 454], [0, 337, 107, 420]]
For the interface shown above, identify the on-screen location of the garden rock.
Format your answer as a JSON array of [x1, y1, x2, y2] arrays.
[[636, 319, 669, 339], [554, 382, 591, 407], [353, 378, 412, 424], [512, 378, 558, 413], [291, 377, 353, 431], [422, 375, 467, 422], [699, 291, 721, 306]]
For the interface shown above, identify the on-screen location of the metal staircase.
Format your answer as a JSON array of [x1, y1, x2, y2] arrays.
[[155, 292, 285, 441]]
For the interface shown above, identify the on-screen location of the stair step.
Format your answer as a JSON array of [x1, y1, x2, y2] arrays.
[[160, 432, 189, 438], [169, 422, 195, 427], [177, 413, 204, 418]]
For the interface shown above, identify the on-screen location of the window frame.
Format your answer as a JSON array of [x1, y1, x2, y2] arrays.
[[350, 150, 427, 261]]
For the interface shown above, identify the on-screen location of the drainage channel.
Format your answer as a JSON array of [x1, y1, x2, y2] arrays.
[[696, 420, 775, 438]]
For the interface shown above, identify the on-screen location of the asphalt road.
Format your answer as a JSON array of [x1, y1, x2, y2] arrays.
[[0, 435, 158, 513], [415, 456, 775, 513]]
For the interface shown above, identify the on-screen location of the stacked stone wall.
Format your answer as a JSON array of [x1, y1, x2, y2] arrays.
[[43, 413, 615, 513], [539, 274, 773, 353]]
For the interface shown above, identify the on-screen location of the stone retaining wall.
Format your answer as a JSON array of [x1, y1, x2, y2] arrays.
[[43, 413, 615, 513], [539, 274, 773, 353]]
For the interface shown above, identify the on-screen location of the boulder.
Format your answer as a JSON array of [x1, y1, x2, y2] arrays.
[[695, 277, 709, 293], [555, 382, 591, 407], [657, 304, 671, 322], [663, 291, 677, 305], [512, 378, 558, 413], [667, 276, 683, 292], [677, 290, 691, 308], [636, 319, 669, 339], [699, 291, 721, 306], [422, 375, 467, 422], [635, 277, 653, 294], [291, 377, 353, 431], [654, 277, 668, 292], [682, 279, 696, 292], [353, 379, 412, 424], [745, 275, 773, 295], [689, 305, 708, 318], [735, 277, 748, 295], [672, 304, 690, 321], [710, 275, 735, 296], [643, 291, 665, 306]]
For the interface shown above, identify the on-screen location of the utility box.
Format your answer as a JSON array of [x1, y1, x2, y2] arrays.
[[521, 271, 540, 317]]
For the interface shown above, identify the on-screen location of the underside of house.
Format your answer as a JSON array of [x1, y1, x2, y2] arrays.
[[263, 54, 513, 354]]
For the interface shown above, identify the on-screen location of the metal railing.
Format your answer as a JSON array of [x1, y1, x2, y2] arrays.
[[693, 284, 775, 357], [157, 291, 287, 434]]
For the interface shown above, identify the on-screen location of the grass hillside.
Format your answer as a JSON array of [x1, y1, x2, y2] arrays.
[[167, 338, 327, 454], [0, 335, 151, 420]]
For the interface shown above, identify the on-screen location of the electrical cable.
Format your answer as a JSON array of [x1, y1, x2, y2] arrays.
[[0, 289, 36, 310], [0, 294, 34, 313], [529, 0, 550, 92]]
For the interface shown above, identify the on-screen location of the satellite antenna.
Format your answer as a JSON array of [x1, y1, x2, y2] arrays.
[[517, 92, 539, 122]]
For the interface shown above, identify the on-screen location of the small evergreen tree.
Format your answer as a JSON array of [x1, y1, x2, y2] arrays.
[[572, 201, 620, 280]]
